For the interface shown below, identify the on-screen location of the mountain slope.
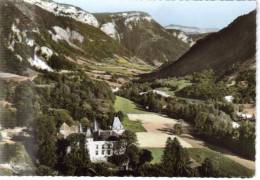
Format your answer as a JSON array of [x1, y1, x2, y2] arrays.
[[94, 12, 190, 66], [143, 10, 256, 80], [0, 0, 133, 75]]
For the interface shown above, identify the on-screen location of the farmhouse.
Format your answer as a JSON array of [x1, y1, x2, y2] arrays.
[[59, 117, 125, 162]]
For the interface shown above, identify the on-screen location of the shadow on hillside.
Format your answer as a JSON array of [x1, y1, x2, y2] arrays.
[[157, 127, 190, 135], [157, 127, 175, 135]]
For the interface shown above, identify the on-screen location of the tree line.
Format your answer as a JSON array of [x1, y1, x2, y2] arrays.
[[117, 75, 255, 160]]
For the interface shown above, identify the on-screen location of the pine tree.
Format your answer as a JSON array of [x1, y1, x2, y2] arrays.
[[199, 158, 219, 177], [161, 137, 193, 177]]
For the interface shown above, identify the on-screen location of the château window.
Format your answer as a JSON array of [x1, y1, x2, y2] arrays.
[[96, 145, 98, 149], [96, 151, 98, 155], [102, 150, 105, 155], [107, 150, 111, 155]]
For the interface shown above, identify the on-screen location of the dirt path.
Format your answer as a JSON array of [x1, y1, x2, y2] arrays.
[[127, 113, 255, 170]]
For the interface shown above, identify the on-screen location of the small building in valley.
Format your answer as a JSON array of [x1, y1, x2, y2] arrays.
[[59, 122, 82, 139]]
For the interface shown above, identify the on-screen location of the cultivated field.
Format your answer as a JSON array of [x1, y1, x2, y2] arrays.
[[136, 132, 192, 148], [127, 113, 189, 133], [127, 113, 192, 148]]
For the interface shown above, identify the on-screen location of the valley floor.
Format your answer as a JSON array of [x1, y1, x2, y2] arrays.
[[114, 96, 255, 172]]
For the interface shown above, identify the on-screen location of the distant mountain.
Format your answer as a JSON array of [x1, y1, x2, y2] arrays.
[[165, 25, 218, 47], [94, 12, 190, 66], [165, 29, 195, 47], [165, 24, 219, 35], [142, 11, 256, 80]]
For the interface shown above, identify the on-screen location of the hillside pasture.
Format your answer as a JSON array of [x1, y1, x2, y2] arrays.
[[114, 96, 148, 114]]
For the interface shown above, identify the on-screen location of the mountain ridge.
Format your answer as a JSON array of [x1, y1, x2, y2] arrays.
[[94, 11, 190, 65], [23, 0, 99, 27], [142, 10, 256, 80]]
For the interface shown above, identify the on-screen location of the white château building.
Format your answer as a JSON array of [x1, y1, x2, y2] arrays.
[[59, 117, 125, 162]]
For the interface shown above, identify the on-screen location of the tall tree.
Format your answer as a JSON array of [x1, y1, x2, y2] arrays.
[[161, 137, 193, 177], [199, 158, 219, 177]]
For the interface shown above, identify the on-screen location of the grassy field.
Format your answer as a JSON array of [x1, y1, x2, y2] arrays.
[[122, 116, 146, 133], [188, 148, 254, 177], [114, 96, 148, 114], [147, 147, 254, 177], [176, 79, 192, 91], [114, 56, 154, 72], [114, 96, 147, 132], [88, 56, 154, 77], [154, 79, 192, 97], [147, 148, 164, 164]]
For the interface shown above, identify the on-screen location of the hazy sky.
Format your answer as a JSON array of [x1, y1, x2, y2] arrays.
[[55, 0, 256, 29]]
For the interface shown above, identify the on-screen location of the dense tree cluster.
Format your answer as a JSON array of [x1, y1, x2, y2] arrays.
[[118, 71, 255, 160], [177, 69, 256, 104], [7, 71, 118, 175], [177, 70, 231, 100], [150, 78, 179, 91], [233, 70, 256, 103], [34, 71, 115, 129], [34, 115, 57, 169]]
